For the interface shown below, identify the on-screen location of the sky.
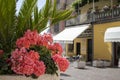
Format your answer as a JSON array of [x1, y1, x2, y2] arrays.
[[16, 0, 46, 14]]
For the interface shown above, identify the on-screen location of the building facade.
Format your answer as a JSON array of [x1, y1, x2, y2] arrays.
[[52, 0, 120, 67]]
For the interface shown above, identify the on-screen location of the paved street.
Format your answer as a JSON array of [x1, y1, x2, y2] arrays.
[[60, 62, 120, 80]]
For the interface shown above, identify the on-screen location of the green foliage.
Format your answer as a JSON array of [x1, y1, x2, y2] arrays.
[[0, 0, 16, 53], [33, 46, 58, 75], [0, 0, 73, 75], [40, 54, 58, 75], [0, 55, 13, 74], [0, 0, 74, 54]]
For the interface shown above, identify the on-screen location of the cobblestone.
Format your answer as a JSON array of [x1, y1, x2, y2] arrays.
[[60, 62, 120, 80]]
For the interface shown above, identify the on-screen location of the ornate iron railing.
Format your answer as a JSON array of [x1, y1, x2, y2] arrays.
[[65, 8, 120, 27], [88, 8, 120, 23]]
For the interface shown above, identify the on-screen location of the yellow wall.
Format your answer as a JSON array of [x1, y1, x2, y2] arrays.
[[94, 21, 120, 60], [66, 38, 88, 57], [74, 38, 87, 56], [66, 37, 93, 60]]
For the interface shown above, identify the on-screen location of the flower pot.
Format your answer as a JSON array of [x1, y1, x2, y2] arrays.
[[103, 61, 111, 67], [77, 61, 86, 69], [0, 74, 60, 80], [93, 60, 104, 67]]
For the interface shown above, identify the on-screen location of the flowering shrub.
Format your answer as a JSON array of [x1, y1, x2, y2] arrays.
[[52, 54, 69, 72], [9, 29, 69, 78], [11, 48, 46, 76]]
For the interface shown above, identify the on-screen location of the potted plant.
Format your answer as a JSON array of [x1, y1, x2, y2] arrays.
[[0, 30, 69, 80], [77, 55, 86, 69], [0, 0, 74, 80]]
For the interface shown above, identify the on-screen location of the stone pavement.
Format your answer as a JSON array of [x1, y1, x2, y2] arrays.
[[60, 62, 120, 80]]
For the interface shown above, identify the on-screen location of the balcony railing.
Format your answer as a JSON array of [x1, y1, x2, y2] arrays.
[[65, 8, 120, 27], [88, 8, 120, 23]]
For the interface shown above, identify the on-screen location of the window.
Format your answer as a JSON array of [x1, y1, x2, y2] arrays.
[[54, 23, 59, 33], [68, 44, 74, 52]]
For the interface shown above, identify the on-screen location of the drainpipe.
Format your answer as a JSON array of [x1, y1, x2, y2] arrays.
[[93, 0, 95, 11], [91, 22, 94, 66], [111, 0, 113, 18], [92, 0, 95, 22], [112, 43, 115, 67]]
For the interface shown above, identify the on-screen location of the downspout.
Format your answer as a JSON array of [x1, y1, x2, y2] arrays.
[[112, 43, 115, 67], [93, 0, 95, 11], [91, 22, 94, 66]]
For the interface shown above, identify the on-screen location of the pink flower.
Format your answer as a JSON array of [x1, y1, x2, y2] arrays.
[[24, 29, 39, 45], [42, 33, 53, 44], [37, 35, 43, 46], [34, 61, 46, 76], [58, 57, 69, 72], [11, 64, 24, 74], [23, 55, 35, 66], [37, 34, 53, 48], [16, 37, 30, 49], [22, 64, 34, 75], [11, 47, 46, 76], [11, 29, 69, 77], [48, 43, 63, 56], [11, 47, 27, 60], [27, 50, 40, 61], [52, 54, 69, 72], [16, 30, 40, 49], [38, 36, 48, 47]]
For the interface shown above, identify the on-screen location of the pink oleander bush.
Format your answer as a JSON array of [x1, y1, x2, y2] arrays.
[[8, 29, 69, 78]]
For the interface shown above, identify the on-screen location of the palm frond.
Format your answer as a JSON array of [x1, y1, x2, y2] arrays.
[[33, 0, 51, 32], [53, 10, 72, 23], [0, 0, 16, 52], [50, 3, 74, 25], [17, 0, 37, 36], [0, 0, 75, 53]]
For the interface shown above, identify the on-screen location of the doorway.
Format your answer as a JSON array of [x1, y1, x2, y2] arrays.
[[87, 39, 93, 62], [113, 42, 120, 67], [76, 43, 81, 55]]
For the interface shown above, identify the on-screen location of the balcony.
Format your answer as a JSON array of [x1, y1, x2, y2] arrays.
[[88, 7, 120, 23], [66, 7, 120, 27]]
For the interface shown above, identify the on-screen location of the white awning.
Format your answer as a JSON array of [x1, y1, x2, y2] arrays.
[[104, 27, 120, 42], [53, 24, 90, 43]]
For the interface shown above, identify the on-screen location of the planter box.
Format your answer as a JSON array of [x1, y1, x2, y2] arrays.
[[77, 61, 86, 69], [103, 61, 111, 67], [0, 74, 60, 80], [93, 60, 104, 67], [93, 60, 111, 67]]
